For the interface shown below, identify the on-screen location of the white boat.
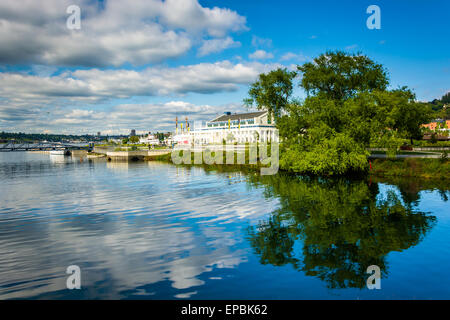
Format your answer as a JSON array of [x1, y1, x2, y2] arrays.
[[50, 150, 65, 155]]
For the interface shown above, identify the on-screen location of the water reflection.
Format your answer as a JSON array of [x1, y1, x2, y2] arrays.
[[246, 174, 438, 289], [106, 160, 131, 171], [371, 175, 450, 206], [0, 152, 448, 299], [0, 153, 276, 299]]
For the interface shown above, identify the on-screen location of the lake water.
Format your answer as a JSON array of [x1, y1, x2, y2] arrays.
[[0, 152, 449, 299]]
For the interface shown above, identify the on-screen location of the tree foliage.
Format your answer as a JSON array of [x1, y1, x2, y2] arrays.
[[244, 68, 297, 120], [441, 92, 450, 104], [129, 135, 139, 143], [428, 92, 450, 119], [298, 51, 389, 100], [0, 131, 102, 143], [245, 51, 434, 176], [388, 88, 432, 143]]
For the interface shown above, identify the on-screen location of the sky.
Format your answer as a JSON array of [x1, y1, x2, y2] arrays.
[[0, 0, 449, 135]]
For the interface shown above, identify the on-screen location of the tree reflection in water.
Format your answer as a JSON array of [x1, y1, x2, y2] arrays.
[[246, 174, 438, 289]]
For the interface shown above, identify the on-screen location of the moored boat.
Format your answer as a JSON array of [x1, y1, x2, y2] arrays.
[[49, 150, 65, 155]]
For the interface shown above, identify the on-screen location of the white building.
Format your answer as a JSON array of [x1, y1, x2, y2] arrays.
[[174, 111, 278, 145], [139, 133, 160, 145], [164, 135, 174, 146], [173, 133, 190, 145]]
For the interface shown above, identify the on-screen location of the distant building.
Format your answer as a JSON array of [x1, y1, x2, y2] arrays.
[[139, 133, 160, 145], [422, 119, 450, 131], [97, 132, 101, 136], [173, 111, 278, 145], [164, 135, 174, 146], [130, 129, 136, 136]]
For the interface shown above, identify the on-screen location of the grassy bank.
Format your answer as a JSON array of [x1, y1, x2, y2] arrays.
[[149, 149, 449, 180], [369, 150, 438, 155], [369, 158, 450, 180], [146, 152, 172, 161]]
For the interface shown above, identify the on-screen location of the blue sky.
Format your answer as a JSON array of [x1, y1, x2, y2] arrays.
[[197, 0, 450, 101], [0, 0, 448, 134]]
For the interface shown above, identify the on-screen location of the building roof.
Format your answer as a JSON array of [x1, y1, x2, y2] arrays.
[[210, 111, 267, 122]]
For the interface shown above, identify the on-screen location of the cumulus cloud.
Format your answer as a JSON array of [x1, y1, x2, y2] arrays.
[[280, 52, 309, 62], [0, 60, 283, 133], [0, 100, 249, 134], [99, 101, 245, 133], [0, 1, 271, 133], [0, 61, 278, 102], [0, 0, 247, 67], [0, 104, 42, 121], [157, 0, 247, 37], [251, 36, 272, 48], [197, 37, 241, 56], [249, 50, 274, 60]]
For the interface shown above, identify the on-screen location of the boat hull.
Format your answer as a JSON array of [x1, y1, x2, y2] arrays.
[[50, 150, 66, 155]]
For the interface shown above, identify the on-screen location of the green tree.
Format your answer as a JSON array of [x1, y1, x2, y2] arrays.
[[298, 51, 389, 100], [244, 68, 296, 120], [283, 52, 391, 175], [245, 51, 433, 176], [389, 88, 432, 144], [441, 92, 450, 104], [129, 135, 139, 144]]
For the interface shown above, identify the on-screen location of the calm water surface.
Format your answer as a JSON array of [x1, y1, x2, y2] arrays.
[[0, 152, 449, 299]]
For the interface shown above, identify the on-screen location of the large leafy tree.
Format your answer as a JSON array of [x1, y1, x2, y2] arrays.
[[298, 51, 389, 101], [245, 51, 433, 176]]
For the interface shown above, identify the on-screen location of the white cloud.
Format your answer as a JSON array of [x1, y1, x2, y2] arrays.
[[249, 50, 274, 60], [251, 36, 272, 48], [197, 37, 241, 57], [280, 52, 308, 62], [345, 44, 358, 50], [1, 100, 250, 134], [0, 0, 247, 67], [158, 0, 247, 37], [0, 61, 278, 101], [0, 60, 283, 132]]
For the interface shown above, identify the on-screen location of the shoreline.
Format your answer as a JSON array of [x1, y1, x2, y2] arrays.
[[26, 148, 448, 180], [368, 158, 449, 180], [148, 151, 450, 180]]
